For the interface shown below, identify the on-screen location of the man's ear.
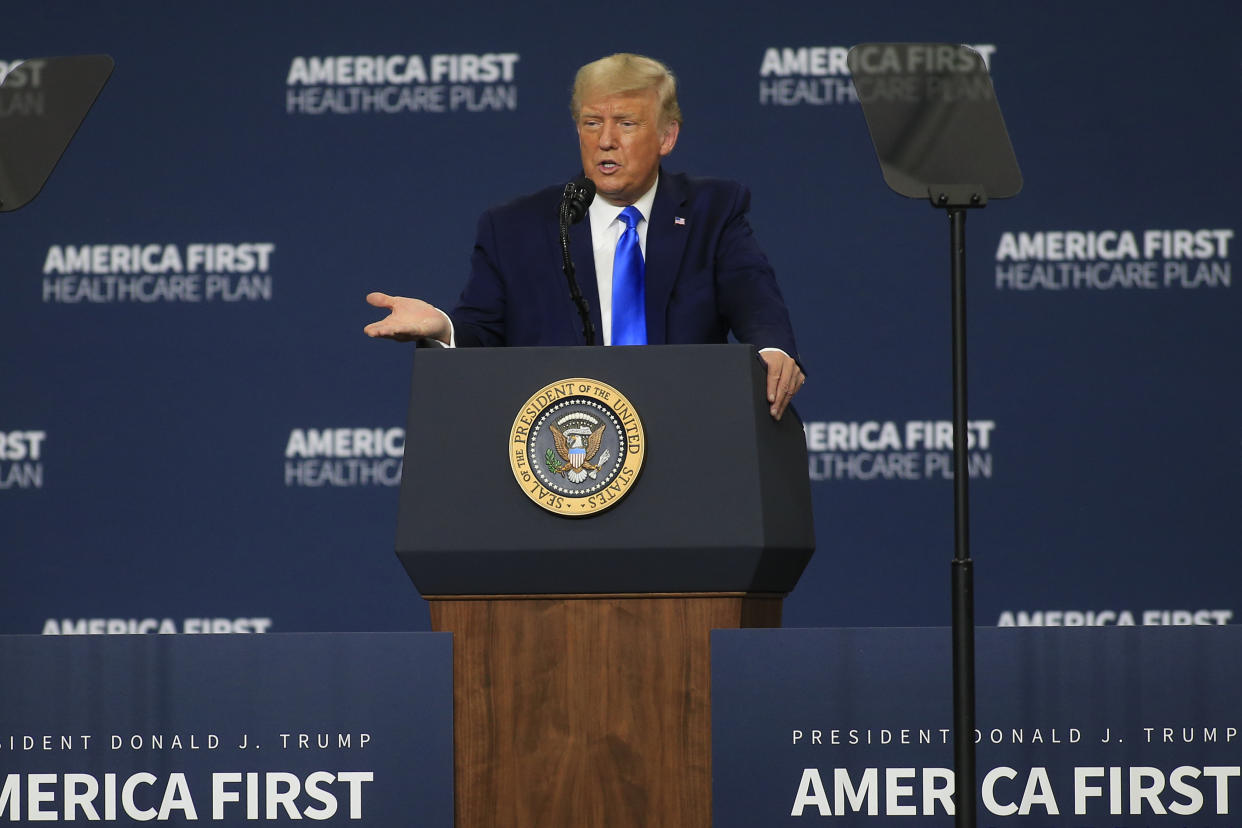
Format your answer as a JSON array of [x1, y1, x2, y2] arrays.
[[659, 121, 680, 157]]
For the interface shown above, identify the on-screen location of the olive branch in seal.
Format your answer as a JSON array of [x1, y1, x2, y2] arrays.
[[544, 448, 565, 475]]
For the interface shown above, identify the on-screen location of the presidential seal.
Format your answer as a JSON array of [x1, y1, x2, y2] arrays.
[[509, 378, 645, 516]]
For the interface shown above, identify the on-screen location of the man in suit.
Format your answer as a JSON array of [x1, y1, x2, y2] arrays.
[[365, 53, 805, 419]]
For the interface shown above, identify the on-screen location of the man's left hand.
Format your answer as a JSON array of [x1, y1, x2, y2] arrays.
[[759, 350, 805, 421]]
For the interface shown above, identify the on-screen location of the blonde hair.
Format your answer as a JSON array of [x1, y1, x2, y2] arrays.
[[570, 53, 683, 127]]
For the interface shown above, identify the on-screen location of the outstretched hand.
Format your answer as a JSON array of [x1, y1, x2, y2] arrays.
[[759, 350, 805, 421], [363, 293, 452, 344]]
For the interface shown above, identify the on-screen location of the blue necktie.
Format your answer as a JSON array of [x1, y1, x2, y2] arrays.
[[611, 206, 647, 345]]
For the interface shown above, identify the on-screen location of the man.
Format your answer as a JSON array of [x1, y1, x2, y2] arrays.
[[365, 53, 805, 419]]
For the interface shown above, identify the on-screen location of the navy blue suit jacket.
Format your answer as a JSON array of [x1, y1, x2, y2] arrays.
[[449, 171, 799, 358]]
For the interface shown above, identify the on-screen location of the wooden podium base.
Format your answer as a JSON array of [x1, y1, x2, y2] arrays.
[[428, 593, 782, 828]]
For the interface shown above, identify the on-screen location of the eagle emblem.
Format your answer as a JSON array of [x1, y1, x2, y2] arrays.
[[510, 378, 645, 517], [548, 423, 611, 484]]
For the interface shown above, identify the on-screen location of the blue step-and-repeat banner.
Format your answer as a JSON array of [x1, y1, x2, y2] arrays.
[[1, 1, 1238, 635], [0, 633, 453, 824], [713, 626, 1242, 825]]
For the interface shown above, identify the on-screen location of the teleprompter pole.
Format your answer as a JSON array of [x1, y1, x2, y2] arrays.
[[946, 201, 976, 828]]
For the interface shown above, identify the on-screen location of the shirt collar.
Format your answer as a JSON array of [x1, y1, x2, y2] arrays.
[[588, 174, 659, 227]]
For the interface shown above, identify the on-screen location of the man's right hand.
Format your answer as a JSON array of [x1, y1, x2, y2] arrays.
[[363, 293, 452, 344]]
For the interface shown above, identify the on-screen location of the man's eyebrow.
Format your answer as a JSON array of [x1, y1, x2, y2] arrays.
[[580, 109, 640, 120]]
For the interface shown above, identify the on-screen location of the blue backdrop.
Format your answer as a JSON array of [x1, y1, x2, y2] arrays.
[[2, 1, 1238, 635]]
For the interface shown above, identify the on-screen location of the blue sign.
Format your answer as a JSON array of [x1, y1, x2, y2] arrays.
[[0, 633, 453, 825], [713, 626, 1242, 825]]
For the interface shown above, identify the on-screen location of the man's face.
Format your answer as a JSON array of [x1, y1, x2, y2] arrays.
[[576, 88, 679, 207]]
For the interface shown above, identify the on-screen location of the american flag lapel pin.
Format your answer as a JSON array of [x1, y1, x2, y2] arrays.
[[674, 216, 686, 225]]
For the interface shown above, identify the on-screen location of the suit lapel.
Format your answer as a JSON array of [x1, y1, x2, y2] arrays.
[[643, 171, 689, 345]]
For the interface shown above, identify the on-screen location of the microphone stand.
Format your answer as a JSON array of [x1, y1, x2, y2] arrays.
[[559, 198, 596, 346]]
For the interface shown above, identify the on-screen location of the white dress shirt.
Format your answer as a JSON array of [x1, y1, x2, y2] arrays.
[[587, 177, 659, 346]]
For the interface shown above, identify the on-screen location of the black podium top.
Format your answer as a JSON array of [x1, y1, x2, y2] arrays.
[[395, 344, 815, 596]]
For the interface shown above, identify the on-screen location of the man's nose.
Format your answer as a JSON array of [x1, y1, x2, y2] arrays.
[[598, 122, 618, 149]]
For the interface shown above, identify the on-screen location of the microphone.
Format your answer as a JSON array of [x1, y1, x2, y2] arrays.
[[560, 176, 595, 224], [557, 176, 597, 345]]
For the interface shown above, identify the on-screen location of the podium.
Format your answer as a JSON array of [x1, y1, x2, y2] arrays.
[[396, 344, 814, 827]]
